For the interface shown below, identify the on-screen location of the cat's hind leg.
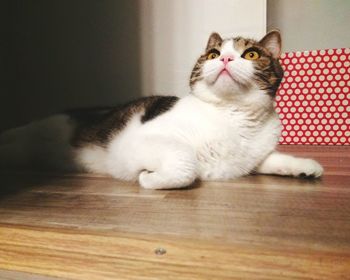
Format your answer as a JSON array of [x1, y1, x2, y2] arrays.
[[109, 136, 198, 190], [138, 139, 198, 189], [256, 152, 323, 178]]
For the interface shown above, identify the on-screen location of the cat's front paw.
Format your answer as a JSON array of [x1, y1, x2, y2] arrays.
[[293, 158, 324, 178]]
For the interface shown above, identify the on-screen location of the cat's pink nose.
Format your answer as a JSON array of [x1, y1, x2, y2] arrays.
[[220, 55, 234, 65]]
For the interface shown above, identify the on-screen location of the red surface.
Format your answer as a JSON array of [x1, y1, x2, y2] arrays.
[[276, 48, 350, 145]]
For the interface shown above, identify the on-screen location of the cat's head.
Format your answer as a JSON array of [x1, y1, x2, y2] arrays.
[[190, 31, 284, 104]]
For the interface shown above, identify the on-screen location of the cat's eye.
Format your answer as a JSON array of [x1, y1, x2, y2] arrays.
[[207, 51, 220, 60], [243, 50, 260, 60]]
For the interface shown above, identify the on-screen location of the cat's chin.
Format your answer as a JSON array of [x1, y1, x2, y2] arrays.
[[192, 80, 244, 104], [211, 76, 246, 98]]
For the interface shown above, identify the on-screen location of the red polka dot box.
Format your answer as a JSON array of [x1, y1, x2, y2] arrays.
[[276, 48, 350, 145]]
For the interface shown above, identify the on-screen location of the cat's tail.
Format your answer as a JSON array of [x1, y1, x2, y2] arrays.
[[0, 114, 78, 171]]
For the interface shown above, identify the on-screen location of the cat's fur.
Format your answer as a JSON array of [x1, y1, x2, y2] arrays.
[[0, 31, 323, 189]]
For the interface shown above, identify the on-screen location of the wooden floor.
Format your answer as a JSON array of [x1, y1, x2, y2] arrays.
[[0, 146, 349, 279]]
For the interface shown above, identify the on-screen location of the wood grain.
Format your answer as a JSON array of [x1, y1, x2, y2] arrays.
[[0, 145, 349, 279], [1, 225, 349, 280]]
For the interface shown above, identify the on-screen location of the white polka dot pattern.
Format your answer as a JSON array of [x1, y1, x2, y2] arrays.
[[276, 48, 350, 145]]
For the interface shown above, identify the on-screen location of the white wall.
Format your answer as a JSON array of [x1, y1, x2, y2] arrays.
[[140, 0, 267, 97], [267, 0, 350, 52]]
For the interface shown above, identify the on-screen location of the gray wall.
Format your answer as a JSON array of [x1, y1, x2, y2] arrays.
[[1, 0, 141, 131], [268, 0, 350, 52]]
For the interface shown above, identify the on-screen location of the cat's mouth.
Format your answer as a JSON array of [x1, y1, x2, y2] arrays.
[[219, 69, 233, 78], [214, 68, 236, 83], [211, 67, 249, 90]]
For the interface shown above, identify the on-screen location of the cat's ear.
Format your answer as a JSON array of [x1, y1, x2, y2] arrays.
[[259, 30, 282, 59], [206, 32, 223, 51]]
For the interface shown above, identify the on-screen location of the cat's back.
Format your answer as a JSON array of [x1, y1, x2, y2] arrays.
[[70, 96, 179, 148]]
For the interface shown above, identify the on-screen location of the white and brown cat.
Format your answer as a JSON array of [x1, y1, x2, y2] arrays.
[[0, 31, 323, 189]]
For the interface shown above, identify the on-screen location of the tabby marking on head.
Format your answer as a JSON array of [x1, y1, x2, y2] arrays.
[[190, 31, 283, 98]]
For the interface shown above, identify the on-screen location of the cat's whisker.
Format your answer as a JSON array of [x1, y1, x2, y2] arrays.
[[195, 69, 221, 80], [232, 68, 251, 81]]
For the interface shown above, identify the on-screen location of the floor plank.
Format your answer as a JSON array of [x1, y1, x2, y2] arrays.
[[0, 145, 349, 279], [0, 269, 63, 280]]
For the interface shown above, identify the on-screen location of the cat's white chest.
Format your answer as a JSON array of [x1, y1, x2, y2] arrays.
[[192, 109, 262, 179], [152, 97, 278, 180]]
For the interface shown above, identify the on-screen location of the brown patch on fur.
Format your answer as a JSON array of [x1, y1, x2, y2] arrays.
[[141, 96, 179, 123], [70, 96, 179, 147], [243, 41, 283, 96], [190, 33, 223, 88], [233, 37, 256, 53], [245, 31, 284, 96], [259, 30, 282, 58], [190, 54, 207, 88], [206, 32, 223, 51]]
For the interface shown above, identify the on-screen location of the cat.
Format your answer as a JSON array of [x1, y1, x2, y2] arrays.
[[0, 31, 323, 189]]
